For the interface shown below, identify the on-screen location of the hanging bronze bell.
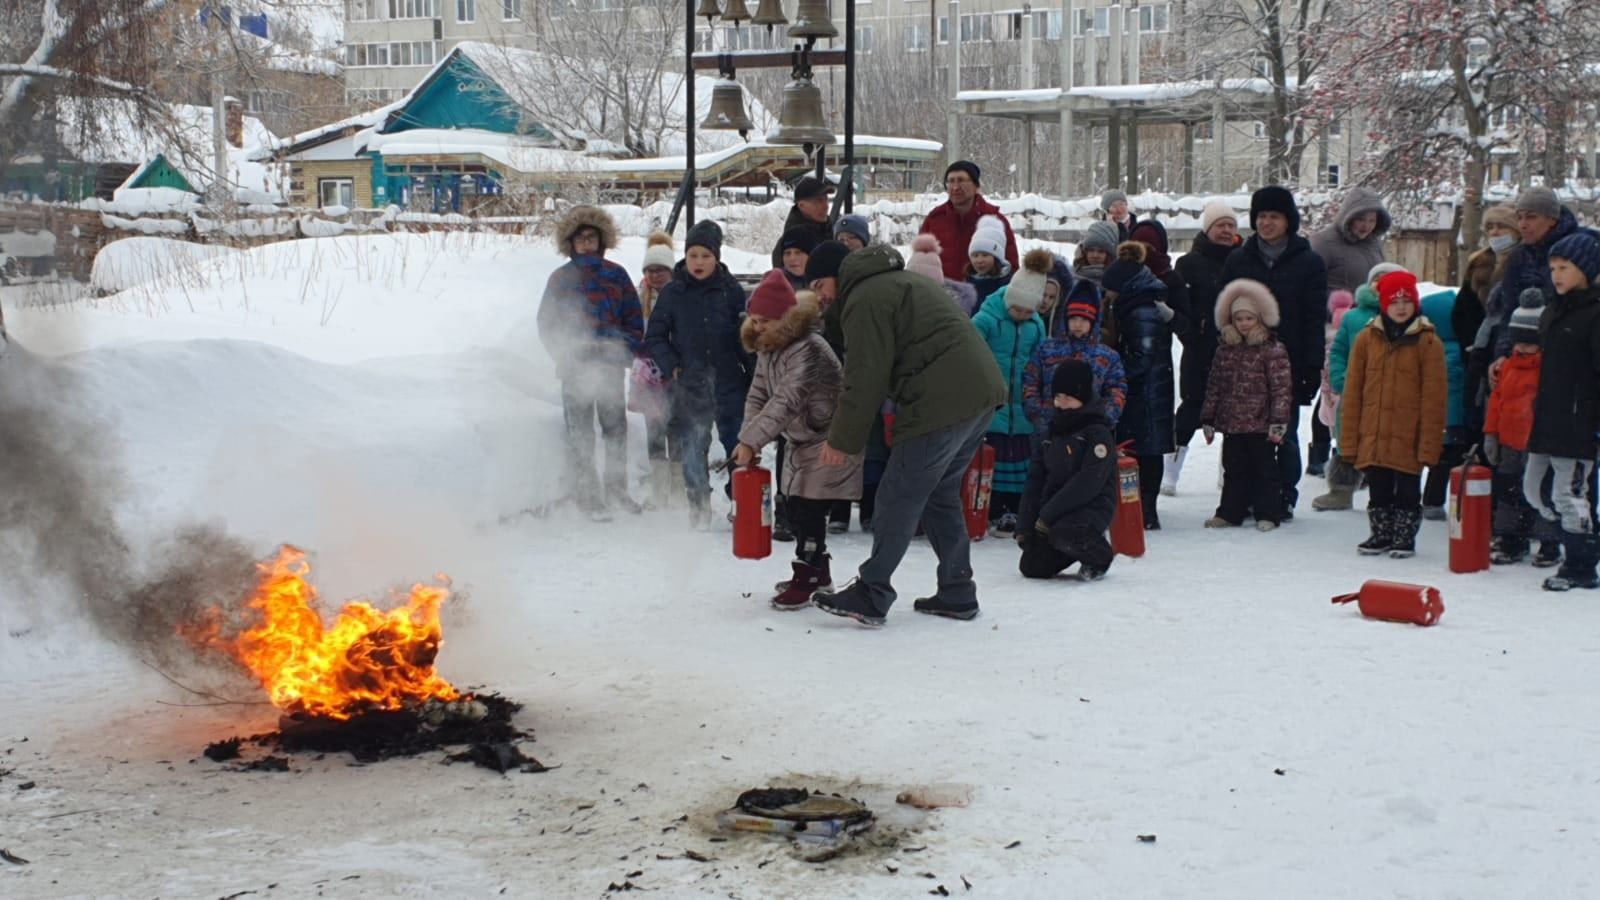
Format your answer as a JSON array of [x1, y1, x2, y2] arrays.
[[694, 0, 722, 22], [721, 0, 752, 22], [766, 74, 835, 147], [751, 0, 788, 29], [786, 0, 838, 40], [700, 80, 755, 133]]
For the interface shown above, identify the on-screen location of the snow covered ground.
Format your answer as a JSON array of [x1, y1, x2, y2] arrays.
[[2, 233, 1597, 899]]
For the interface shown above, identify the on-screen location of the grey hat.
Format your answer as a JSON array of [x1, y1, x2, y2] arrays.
[[1100, 189, 1128, 213], [1508, 288, 1545, 345], [1515, 186, 1561, 221], [1081, 220, 1120, 255]]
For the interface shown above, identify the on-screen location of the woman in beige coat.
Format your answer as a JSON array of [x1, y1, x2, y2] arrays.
[[730, 270, 864, 610]]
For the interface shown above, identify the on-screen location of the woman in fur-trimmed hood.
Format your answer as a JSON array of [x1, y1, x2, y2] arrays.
[[734, 271, 863, 609], [554, 204, 620, 257]]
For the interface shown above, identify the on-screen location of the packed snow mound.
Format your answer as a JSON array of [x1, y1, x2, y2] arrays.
[[90, 237, 238, 295]]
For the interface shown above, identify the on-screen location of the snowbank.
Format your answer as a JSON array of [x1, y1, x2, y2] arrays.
[[89, 237, 237, 294]]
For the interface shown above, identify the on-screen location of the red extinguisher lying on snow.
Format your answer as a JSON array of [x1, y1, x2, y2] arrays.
[[1109, 441, 1145, 558], [1331, 580, 1445, 627], [1448, 448, 1493, 574], [732, 464, 773, 560], [961, 443, 996, 541]]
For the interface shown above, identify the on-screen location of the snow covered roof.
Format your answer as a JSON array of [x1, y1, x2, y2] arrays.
[[959, 77, 1295, 105], [442, 41, 777, 156], [52, 98, 286, 203], [258, 100, 401, 160]]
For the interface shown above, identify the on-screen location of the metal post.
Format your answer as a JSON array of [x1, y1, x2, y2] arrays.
[[1024, 121, 1035, 195], [668, 0, 697, 232], [1022, 4, 1034, 90], [1212, 98, 1227, 194], [1107, 110, 1121, 192], [1106, 3, 1121, 87], [947, 0, 962, 165], [1126, 109, 1139, 194], [845, 0, 856, 212], [1182, 121, 1195, 195]]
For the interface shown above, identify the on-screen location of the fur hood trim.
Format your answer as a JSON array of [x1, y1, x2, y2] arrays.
[[1115, 241, 1147, 264], [1215, 278, 1281, 331], [741, 297, 823, 354], [554, 205, 619, 257]]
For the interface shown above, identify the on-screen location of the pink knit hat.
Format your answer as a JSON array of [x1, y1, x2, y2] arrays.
[[906, 233, 945, 281]]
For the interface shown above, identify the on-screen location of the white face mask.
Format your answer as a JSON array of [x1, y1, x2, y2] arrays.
[[1489, 234, 1517, 254]]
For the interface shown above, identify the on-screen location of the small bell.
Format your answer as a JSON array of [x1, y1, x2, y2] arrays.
[[766, 73, 835, 147], [700, 80, 756, 135], [751, 0, 788, 30], [787, 0, 838, 40], [721, 0, 752, 23], [694, 0, 722, 23]]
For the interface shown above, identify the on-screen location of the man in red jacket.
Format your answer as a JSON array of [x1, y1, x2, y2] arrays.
[[919, 161, 1019, 280]]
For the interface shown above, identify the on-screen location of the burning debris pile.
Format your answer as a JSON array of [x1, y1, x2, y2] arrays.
[[184, 547, 545, 773]]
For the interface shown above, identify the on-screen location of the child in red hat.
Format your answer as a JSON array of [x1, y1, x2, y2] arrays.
[[1339, 270, 1448, 557]]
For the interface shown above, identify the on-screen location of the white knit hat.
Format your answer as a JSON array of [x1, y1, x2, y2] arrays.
[[1005, 248, 1054, 312], [968, 215, 1007, 261], [642, 230, 675, 270], [1200, 199, 1238, 234]]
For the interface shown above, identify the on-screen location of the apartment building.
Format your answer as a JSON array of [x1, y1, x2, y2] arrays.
[[341, 0, 544, 107]]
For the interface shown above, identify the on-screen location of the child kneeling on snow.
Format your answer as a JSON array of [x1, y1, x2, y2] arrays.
[[1015, 359, 1118, 581], [1340, 271, 1448, 559], [1200, 279, 1293, 531], [730, 271, 863, 609]]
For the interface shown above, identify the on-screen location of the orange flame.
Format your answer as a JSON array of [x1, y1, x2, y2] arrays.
[[185, 546, 459, 719]]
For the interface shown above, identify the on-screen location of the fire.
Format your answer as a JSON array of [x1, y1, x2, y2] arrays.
[[184, 546, 460, 719]]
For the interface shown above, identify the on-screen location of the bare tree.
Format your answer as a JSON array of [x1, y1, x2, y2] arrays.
[[1310, 0, 1600, 262], [1160, 0, 1345, 185]]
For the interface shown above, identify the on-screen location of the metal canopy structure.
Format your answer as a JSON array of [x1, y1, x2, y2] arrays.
[[953, 78, 1291, 195]]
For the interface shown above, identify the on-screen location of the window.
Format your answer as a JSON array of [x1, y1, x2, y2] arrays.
[[695, 27, 713, 51], [1328, 118, 1342, 138], [343, 41, 441, 67], [1193, 120, 1214, 142], [1253, 122, 1267, 140], [1034, 9, 1062, 39], [958, 13, 992, 42], [319, 178, 355, 209], [855, 25, 874, 52], [456, 0, 474, 22], [1139, 3, 1169, 33], [1325, 164, 1341, 188], [936, 16, 948, 44], [387, 0, 438, 18], [1001, 12, 1024, 40], [904, 23, 929, 52], [348, 0, 382, 21], [503, 0, 521, 20], [248, 90, 267, 113], [1076, 7, 1108, 36]]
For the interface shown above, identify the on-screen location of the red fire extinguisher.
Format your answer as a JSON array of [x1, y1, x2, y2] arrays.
[[1331, 580, 1445, 627], [961, 443, 996, 541], [1448, 449, 1493, 574], [1109, 441, 1145, 558], [732, 464, 773, 560]]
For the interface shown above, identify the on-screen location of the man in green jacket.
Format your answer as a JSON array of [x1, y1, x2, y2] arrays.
[[804, 241, 1007, 626]]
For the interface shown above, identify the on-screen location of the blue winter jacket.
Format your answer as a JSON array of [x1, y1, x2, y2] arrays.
[[1022, 333, 1127, 432], [1105, 267, 1176, 456], [645, 261, 753, 415], [1420, 288, 1465, 429], [972, 286, 1047, 436]]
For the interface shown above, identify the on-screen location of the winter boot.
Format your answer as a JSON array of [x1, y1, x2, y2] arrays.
[[772, 499, 795, 542], [1256, 520, 1279, 532], [649, 459, 674, 510], [812, 579, 888, 627], [1161, 447, 1188, 497], [1358, 508, 1393, 555], [1421, 505, 1446, 522], [912, 593, 981, 621], [1544, 569, 1600, 591], [772, 557, 831, 610], [1313, 455, 1360, 511], [989, 512, 1019, 538], [688, 492, 711, 530], [1490, 537, 1529, 565], [1306, 442, 1331, 478], [1388, 507, 1421, 558], [1203, 516, 1237, 528], [1533, 540, 1563, 568]]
